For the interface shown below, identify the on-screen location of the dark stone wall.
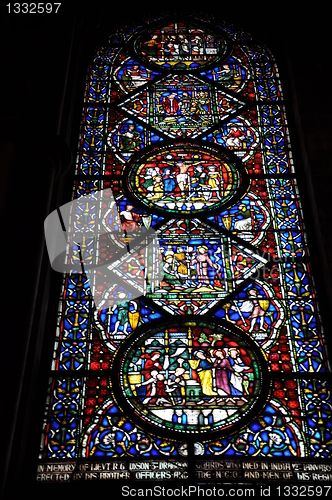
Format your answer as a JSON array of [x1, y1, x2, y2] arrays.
[[292, 55, 332, 280]]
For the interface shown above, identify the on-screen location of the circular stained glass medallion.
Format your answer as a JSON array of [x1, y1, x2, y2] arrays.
[[135, 22, 227, 70], [113, 320, 269, 437], [125, 143, 245, 215]]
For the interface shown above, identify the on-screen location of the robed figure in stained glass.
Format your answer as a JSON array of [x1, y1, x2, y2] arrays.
[[188, 350, 218, 402], [190, 245, 219, 287], [212, 349, 232, 400], [228, 348, 250, 397]]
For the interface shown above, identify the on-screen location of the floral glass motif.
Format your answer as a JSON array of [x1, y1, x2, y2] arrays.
[[38, 12, 332, 484]]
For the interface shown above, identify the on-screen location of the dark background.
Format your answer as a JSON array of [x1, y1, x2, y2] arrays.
[[1, 1, 331, 497]]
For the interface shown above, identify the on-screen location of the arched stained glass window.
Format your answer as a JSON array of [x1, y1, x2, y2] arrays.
[[37, 13, 332, 491]]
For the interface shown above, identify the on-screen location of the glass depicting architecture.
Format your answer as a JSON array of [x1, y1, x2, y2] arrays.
[[37, 14, 332, 485]]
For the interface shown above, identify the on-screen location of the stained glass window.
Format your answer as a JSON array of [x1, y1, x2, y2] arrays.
[[38, 13, 332, 491]]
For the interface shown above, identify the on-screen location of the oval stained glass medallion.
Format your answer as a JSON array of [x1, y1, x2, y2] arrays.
[[113, 320, 269, 437], [135, 21, 227, 70], [125, 143, 246, 215]]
